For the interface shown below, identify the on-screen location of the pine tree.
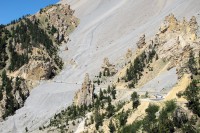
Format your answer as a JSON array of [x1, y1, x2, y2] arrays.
[[188, 51, 197, 75], [131, 92, 140, 109], [145, 91, 149, 98], [118, 109, 128, 127], [183, 80, 200, 116], [99, 89, 104, 100], [97, 79, 100, 85], [156, 54, 159, 60], [25, 127, 28, 132], [107, 85, 111, 94], [109, 120, 115, 133], [106, 101, 115, 118], [107, 69, 110, 76], [99, 72, 102, 78], [103, 69, 106, 76], [145, 104, 159, 122], [0, 90, 3, 101], [2, 70, 7, 87], [111, 86, 116, 99], [94, 110, 103, 130]]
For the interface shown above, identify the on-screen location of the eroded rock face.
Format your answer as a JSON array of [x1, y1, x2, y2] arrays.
[[101, 58, 117, 76], [152, 14, 200, 75], [159, 14, 198, 42], [137, 34, 146, 49], [162, 14, 178, 32], [8, 4, 79, 82], [73, 73, 94, 106], [154, 34, 160, 46], [26, 62, 52, 80], [126, 49, 132, 58], [11, 46, 54, 81], [33, 4, 79, 44], [103, 58, 112, 67], [188, 16, 198, 40]]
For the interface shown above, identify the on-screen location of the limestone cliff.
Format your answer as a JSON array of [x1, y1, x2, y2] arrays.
[[73, 73, 94, 106], [154, 14, 199, 76]]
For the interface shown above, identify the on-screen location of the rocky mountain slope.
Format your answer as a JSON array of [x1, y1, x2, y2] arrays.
[[38, 14, 200, 133], [0, 0, 200, 133], [0, 3, 78, 122]]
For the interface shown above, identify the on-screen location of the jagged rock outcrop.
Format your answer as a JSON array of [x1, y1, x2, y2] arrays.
[[137, 34, 146, 49], [159, 14, 198, 42], [73, 73, 94, 106], [26, 62, 52, 80], [12, 47, 54, 80], [33, 4, 78, 44], [154, 34, 160, 45], [101, 58, 117, 76], [126, 49, 132, 58], [152, 14, 200, 76]]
